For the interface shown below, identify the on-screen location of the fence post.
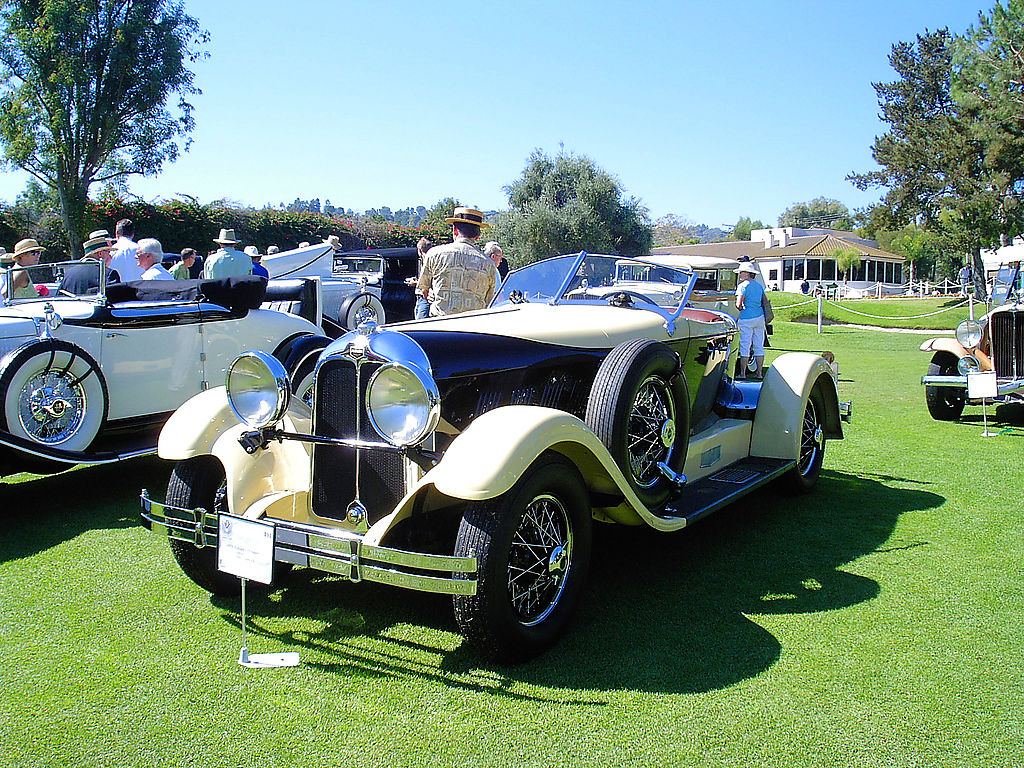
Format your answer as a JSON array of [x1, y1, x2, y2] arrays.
[[817, 295, 823, 334], [969, 293, 974, 321]]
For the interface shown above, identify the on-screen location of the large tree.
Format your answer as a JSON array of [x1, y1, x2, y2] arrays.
[[493, 149, 652, 265], [778, 197, 854, 229], [0, 0, 206, 256], [849, 28, 1021, 298]]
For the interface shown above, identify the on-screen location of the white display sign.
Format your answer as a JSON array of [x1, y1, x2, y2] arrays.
[[967, 370, 998, 400], [218, 515, 275, 585]]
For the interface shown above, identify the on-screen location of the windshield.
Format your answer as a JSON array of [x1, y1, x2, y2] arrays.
[[1, 260, 111, 305], [333, 256, 384, 276], [493, 253, 697, 315], [990, 264, 1021, 306]]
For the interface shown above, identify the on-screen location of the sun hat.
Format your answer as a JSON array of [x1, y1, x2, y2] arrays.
[[0, 246, 12, 265], [244, 245, 261, 259], [735, 262, 758, 275], [13, 238, 45, 260], [323, 235, 341, 248], [213, 228, 240, 245], [444, 207, 490, 229], [83, 230, 114, 257]]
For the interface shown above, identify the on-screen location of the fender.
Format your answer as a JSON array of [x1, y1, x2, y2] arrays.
[[419, 405, 689, 530], [272, 333, 331, 377], [919, 337, 968, 358], [750, 352, 842, 461], [157, 386, 313, 460], [157, 386, 314, 517]]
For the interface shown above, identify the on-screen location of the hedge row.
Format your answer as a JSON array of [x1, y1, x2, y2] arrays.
[[0, 200, 454, 259]]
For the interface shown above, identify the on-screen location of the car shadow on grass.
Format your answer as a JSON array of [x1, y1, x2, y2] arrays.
[[0, 455, 170, 563], [211, 469, 942, 698]]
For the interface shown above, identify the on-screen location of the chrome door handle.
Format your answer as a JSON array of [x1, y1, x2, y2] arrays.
[[105, 332, 127, 338]]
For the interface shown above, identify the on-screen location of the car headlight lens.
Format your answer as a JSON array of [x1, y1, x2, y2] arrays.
[[366, 362, 439, 446], [226, 350, 290, 428], [956, 319, 983, 349], [957, 355, 981, 376]]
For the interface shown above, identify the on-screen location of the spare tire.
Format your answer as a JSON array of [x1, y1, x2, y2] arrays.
[[0, 339, 108, 452], [585, 338, 689, 508]]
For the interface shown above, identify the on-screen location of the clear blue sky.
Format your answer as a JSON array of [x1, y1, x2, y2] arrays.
[[0, 0, 988, 227]]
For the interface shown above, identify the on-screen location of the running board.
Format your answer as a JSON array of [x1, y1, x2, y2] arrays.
[[660, 457, 795, 525]]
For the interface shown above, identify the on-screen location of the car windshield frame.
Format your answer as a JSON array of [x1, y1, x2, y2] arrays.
[[1, 259, 113, 307], [492, 252, 699, 325], [332, 256, 385, 277], [990, 263, 1021, 306]]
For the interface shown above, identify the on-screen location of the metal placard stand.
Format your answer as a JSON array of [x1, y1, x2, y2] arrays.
[[218, 515, 300, 668], [967, 371, 1001, 437]]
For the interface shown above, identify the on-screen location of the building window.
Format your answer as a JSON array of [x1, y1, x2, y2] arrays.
[[807, 259, 821, 280], [867, 260, 877, 282], [783, 259, 794, 282], [768, 268, 778, 282], [896, 263, 903, 283], [822, 259, 836, 280]]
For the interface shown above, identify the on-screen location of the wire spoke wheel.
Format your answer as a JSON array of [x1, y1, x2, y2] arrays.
[[507, 493, 572, 626], [454, 454, 592, 664], [796, 397, 823, 476], [0, 340, 107, 452], [627, 375, 675, 487], [18, 367, 89, 444]]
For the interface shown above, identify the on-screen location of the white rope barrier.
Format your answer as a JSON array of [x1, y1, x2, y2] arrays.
[[820, 297, 971, 320]]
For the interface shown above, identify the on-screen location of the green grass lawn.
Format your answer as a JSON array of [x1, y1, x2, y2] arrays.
[[771, 291, 978, 330], [2, 321, 1023, 767]]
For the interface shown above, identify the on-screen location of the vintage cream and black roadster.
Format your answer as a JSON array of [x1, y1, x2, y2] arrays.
[[920, 262, 1024, 420], [142, 252, 849, 663]]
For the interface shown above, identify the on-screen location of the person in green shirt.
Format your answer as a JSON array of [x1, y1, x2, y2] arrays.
[[171, 248, 197, 279]]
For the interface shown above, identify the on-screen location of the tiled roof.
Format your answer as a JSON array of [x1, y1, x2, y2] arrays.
[[651, 234, 903, 261]]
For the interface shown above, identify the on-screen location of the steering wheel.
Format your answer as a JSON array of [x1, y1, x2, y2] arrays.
[[606, 290, 658, 308]]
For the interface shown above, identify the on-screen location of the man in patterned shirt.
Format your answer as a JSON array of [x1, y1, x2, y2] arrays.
[[417, 207, 497, 316]]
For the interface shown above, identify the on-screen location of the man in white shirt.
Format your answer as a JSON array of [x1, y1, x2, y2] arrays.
[[110, 218, 144, 281], [137, 238, 173, 280]]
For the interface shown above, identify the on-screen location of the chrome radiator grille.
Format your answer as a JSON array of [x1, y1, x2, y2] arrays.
[[990, 312, 1024, 379], [311, 357, 407, 523]]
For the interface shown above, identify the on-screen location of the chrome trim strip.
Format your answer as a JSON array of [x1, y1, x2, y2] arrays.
[[921, 375, 1024, 395], [140, 492, 477, 595], [0, 431, 156, 465]]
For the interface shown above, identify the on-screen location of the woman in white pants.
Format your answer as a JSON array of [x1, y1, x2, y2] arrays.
[[735, 262, 767, 380]]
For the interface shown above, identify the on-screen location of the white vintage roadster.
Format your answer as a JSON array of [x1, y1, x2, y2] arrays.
[[0, 262, 327, 475], [142, 252, 850, 662]]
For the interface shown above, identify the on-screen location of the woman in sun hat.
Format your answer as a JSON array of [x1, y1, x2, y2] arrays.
[[1, 238, 46, 300], [735, 261, 767, 380]]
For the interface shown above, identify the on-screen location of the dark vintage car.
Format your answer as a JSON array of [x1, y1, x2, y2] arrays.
[[920, 262, 1024, 420], [142, 252, 849, 663]]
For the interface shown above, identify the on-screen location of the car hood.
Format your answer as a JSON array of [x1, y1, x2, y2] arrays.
[[390, 301, 731, 350]]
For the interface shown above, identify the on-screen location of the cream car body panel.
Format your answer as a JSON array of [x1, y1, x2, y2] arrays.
[[750, 352, 843, 460]]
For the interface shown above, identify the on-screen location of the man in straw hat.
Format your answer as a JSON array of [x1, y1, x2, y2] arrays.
[[202, 228, 252, 279], [245, 245, 269, 278], [58, 230, 120, 295], [1, 238, 46, 300], [417, 206, 497, 316]]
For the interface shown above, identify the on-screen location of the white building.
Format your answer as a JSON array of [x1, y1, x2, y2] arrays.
[[652, 227, 906, 295]]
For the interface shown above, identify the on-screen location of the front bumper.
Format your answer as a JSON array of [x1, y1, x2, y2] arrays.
[[920, 374, 1024, 396], [141, 491, 477, 596]]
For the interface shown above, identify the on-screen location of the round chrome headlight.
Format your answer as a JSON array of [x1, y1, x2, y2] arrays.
[[957, 355, 981, 376], [956, 319, 983, 349], [366, 362, 440, 447], [226, 350, 290, 428]]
